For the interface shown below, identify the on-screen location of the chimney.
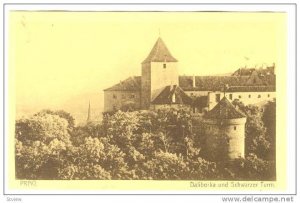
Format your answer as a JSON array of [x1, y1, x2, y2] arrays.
[[192, 75, 196, 88]]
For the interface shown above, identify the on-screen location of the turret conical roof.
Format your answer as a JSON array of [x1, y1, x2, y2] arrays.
[[204, 97, 246, 119]]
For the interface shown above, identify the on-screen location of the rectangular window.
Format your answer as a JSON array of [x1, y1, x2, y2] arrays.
[[163, 64, 167, 69], [229, 94, 232, 100], [258, 95, 261, 98], [215, 94, 221, 102], [248, 94, 251, 98], [268, 94, 270, 97], [238, 95, 242, 99], [234, 126, 237, 130]]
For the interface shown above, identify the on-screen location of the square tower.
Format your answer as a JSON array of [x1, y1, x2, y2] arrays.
[[141, 37, 179, 109]]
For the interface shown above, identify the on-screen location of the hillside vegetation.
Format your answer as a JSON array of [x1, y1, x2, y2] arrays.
[[15, 100, 276, 180]]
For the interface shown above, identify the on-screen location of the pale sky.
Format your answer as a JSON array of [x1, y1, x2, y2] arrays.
[[9, 12, 286, 122]]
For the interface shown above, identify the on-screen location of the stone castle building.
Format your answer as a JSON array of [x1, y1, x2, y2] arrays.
[[104, 37, 276, 113], [103, 37, 275, 160]]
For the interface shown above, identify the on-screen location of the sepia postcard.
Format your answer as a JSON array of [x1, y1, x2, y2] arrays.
[[3, 3, 297, 196]]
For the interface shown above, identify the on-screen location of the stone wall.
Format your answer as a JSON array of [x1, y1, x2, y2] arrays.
[[104, 90, 141, 112], [202, 118, 247, 160]]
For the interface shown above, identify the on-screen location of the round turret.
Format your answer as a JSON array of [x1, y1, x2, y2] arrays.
[[203, 97, 246, 160]]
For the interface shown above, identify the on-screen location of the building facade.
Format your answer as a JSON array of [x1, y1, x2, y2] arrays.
[[103, 37, 276, 113]]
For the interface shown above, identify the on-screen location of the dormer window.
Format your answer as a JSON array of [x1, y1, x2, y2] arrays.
[[163, 64, 167, 69]]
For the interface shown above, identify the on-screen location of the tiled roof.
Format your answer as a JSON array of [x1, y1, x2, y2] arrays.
[[232, 68, 255, 76], [104, 73, 275, 92], [227, 86, 275, 92], [142, 37, 178, 64], [151, 85, 193, 105], [103, 76, 141, 91], [232, 66, 275, 76], [204, 97, 246, 119], [179, 75, 275, 92]]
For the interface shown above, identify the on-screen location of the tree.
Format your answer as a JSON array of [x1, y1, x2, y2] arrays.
[[138, 151, 188, 180], [262, 99, 276, 161], [71, 121, 104, 146], [142, 107, 193, 155], [16, 113, 70, 145], [120, 101, 137, 112], [35, 109, 75, 129], [15, 113, 71, 179], [187, 157, 218, 180], [104, 111, 145, 168], [232, 100, 270, 159], [223, 154, 275, 180], [58, 137, 131, 180], [133, 133, 156, 158]]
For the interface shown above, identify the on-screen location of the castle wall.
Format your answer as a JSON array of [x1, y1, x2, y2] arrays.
[[104, 90, 141, 112], [207, 91, 276, 110], [203, 118, 246, 160], [141, 63, 151, 109]]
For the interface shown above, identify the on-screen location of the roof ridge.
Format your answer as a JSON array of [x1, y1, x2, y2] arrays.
[[153, 38, 160, 61]]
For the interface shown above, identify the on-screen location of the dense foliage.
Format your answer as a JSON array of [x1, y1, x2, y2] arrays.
[[15, 102, 276, 180]]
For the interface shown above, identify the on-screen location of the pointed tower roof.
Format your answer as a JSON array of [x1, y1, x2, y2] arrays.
[[87, 101, 91, 122], [142, 37, 178, 64], [204, 97, 246, 119]]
